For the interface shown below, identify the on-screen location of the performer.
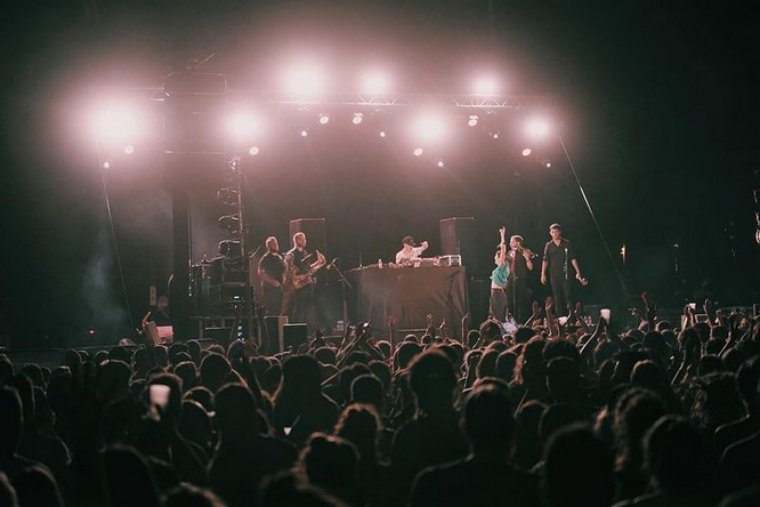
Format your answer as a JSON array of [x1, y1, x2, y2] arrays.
[[490, 227, 510, 321], [257, 236, 285, 316], [281, 232, 326, 329], [395, 235, 429, 265], [506, 234, 535, 322], [540, 223, 586, 316]]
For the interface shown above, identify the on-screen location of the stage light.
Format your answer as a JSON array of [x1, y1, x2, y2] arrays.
[[467, 115, 479, 127], [91, 102, 142, 143], [123, 145, 135, 155], [491, 132, 500, 139], [284, 63, 326, 98], [300, 129, 309, 137], [248, 146, 260, 156], [522, 148, 532, 157], [352, 113, 364, 125], [102, 161, 111, 170], [474, 76, 499, 95], [437, 160, 445, 168], [545, 161, 552, 168], [319, 114, 330, 125], [412, 113, 447, 144], [413, 147, 424, 157], [362, 73, 389, 95], [526, 117, 551, 139], [379, 130, 387, 138], [226, 112, 263, 141]]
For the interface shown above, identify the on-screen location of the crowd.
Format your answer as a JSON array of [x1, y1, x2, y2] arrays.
[[1, 296, 760, 507]]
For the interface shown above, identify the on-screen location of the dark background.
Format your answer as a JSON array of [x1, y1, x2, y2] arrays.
[[1, 1, 758, 346]]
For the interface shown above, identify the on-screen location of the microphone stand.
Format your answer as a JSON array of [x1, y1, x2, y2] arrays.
[[330, 260, 353, 329]]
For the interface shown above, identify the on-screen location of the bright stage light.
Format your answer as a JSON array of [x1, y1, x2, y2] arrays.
[[467, 115, 479, 127], [362, 73, 389, 95], [413, 147, 424, 157], [300, 129, 309, 137], [319, 114, 330, 125], [248, 146, 260, 156], [90, 103, 142, 143], [526, 117, 551, 139], [352, 113, 364, 125], [226, 112, 263, 141], [411, 113, 447, 144], [284, 63, 326, 98], [102, 161, 111, 170], [437, 160, 445, 168], [522, 148, 532, 157], [545, 161, 552, 168], [379, 130, 387, 138], [123, 145, 135, 155], [474, 76, 499, 95], [491, 132, 500, 140]]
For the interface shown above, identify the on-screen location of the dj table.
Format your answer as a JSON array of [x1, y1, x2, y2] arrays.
[[346, 265, 469, 340]]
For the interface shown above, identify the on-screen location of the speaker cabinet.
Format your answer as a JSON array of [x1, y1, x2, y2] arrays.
[[289, 218, 327, 255], [264, 315, 288, 354], [439, 217, 479, 275]]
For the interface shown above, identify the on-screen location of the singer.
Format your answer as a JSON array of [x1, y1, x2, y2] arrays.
[[540, 223, 586, 316], [506, 234, 535, 322]]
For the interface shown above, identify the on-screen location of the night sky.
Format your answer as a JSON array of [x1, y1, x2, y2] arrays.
[[1, 1, 758, 346]]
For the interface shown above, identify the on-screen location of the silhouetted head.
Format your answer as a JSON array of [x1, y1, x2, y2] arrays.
[[543, 424, 614, 507], [463, 384, 514, 457], [11, 466, 63, 507], [409, 350, 457, 416], [300, 433, 358, 503]]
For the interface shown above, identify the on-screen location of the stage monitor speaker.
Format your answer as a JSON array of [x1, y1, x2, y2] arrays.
[[440, 217, 479, 275], [283, 323, 308, 351], [264, 315, 288, 354], [289, 218, 327, 255]]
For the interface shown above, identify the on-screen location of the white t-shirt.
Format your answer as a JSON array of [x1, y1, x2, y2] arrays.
[[395, 246, 425, 265]]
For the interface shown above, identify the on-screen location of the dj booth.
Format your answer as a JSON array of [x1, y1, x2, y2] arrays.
[[346, 265, 469, 340]]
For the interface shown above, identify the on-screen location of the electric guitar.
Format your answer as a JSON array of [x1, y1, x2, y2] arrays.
[[284, 249, 327, 290]]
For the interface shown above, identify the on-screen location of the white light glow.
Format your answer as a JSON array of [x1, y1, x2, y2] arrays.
[[362, 72, 390, 95], [412, 113, 447, 144], [319, 114, 330, 125], [284, 63, 326, 98], [474, 76, 499, 95], [437, 160, 445, 168], [467, 115, 479, 127], [379, 130, 387, 138], [413, 147, 424, 157], [248, 146, 260, 156], [226, 112, 263, 141], [91, 103, 142, 143], [522, 148, 532, 157], [102, 161, 111, 170], [526, 117, 551, 139], [300, 129, 309, 137], [123, 145, 135, 155], [352, 113, 364, 125]]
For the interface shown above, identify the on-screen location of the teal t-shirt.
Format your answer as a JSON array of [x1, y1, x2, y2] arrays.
[[491, 263, 509, 288]]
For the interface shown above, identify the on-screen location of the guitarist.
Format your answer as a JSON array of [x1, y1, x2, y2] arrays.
[[281, 232, 326, 329]]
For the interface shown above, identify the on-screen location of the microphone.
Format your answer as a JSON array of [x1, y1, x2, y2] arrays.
[[327, 257, 339, 270]]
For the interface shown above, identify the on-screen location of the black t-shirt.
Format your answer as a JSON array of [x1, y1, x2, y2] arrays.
[[285, 247, 311, 275], [543, 239, 576, 279], [258, 251, 284, 285], [508, 250, 531, 280]]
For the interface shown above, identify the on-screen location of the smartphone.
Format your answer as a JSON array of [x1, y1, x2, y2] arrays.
[[600, 308, 611, 324], [688, 302, 697, 310], [149, 384, 171, 410], [283, 426, 293, 436], [695, 314, 709, 324]]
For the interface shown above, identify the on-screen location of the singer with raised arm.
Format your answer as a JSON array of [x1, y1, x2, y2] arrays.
[[281, 232, 326, 330], [395, 235, 429, 265], [540, 223, 587, 316], [489, 227, 510, 321]]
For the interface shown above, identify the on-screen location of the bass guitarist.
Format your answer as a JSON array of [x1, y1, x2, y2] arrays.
[[281, 231, 326, 330]]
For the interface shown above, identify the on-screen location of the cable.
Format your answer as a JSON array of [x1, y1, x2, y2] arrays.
[[558, 135, 628, 299], [96, 142, 137, 333]]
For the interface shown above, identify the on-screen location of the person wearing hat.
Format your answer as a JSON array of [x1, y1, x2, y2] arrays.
[[395, 236, 429, 265]]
